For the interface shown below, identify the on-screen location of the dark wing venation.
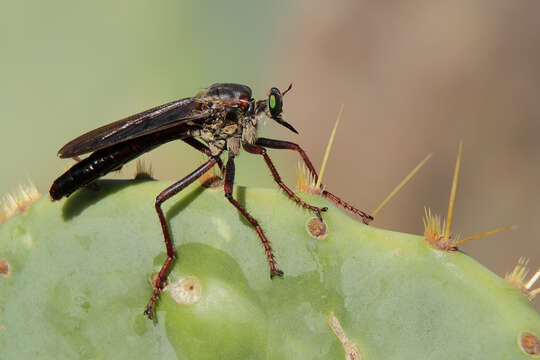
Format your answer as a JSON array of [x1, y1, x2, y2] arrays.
[[58, 97, 209, 158]]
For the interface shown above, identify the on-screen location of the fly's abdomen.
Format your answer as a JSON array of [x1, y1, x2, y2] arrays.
[[50, 145, 140, 200], [49, 167, 78, 201], [49, 129, 184, 201]]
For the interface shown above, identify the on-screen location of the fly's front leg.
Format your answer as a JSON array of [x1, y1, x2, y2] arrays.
[[144, 157, 218, 319], [255, 137, 373, 224], [243, 142, 327, 220], [224, 153, 283, 278]]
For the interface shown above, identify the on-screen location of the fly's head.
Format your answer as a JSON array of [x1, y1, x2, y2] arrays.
[[253, 84, 298, 134]]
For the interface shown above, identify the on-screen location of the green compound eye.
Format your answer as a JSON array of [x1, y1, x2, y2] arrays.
[[268, 87, 282, 119], [269, 94, 276, 110]]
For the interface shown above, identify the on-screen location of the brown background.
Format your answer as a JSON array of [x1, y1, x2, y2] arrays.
[[273, 1, 540, 309]]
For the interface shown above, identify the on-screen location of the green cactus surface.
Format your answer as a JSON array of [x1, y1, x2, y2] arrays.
[[1, 179, 539, 359]]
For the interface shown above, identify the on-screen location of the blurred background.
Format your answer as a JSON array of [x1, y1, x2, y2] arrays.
[[1, 1, 539, 308]]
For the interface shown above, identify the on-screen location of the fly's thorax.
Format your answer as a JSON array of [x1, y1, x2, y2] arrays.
[[189, 121, 242, 156], [202, 83, 252, 101], [187, 128, 221, 156], [189, 95, 254, 156]]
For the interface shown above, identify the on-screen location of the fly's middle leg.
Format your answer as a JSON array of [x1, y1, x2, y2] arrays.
[[223, 152, 283, 278], [144, 157, 218, 319]]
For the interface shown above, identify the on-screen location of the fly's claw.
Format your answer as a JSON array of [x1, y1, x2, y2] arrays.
[[144, 296, 158, 320], [144, 274, 167, 320], [270, 268, 284, 279], [143, 306, 155, 320], [144, 295, 158, 320], [362, 213, 374, 225], [314, 206, 328, 221]]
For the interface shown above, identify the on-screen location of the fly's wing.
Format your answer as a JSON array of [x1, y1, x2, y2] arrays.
[[58, 97, 211, 158]]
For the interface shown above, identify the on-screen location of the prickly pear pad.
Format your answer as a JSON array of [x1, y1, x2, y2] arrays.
[[1, 180, 539, 359]]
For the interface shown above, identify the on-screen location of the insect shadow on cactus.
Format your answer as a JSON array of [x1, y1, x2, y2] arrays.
[[60, 180, 135, 220]]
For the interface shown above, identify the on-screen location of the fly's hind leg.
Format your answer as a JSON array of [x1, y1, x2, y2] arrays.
[[144, 157, 218, 319], [255, 137, 373, 224], [223, 152, 283, 278]]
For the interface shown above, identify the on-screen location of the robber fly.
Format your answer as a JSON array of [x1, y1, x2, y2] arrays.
[[49, 83, 373, 319]]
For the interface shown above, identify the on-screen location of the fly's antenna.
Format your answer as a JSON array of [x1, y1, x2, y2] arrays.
[[282, 83, 293, 96]]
